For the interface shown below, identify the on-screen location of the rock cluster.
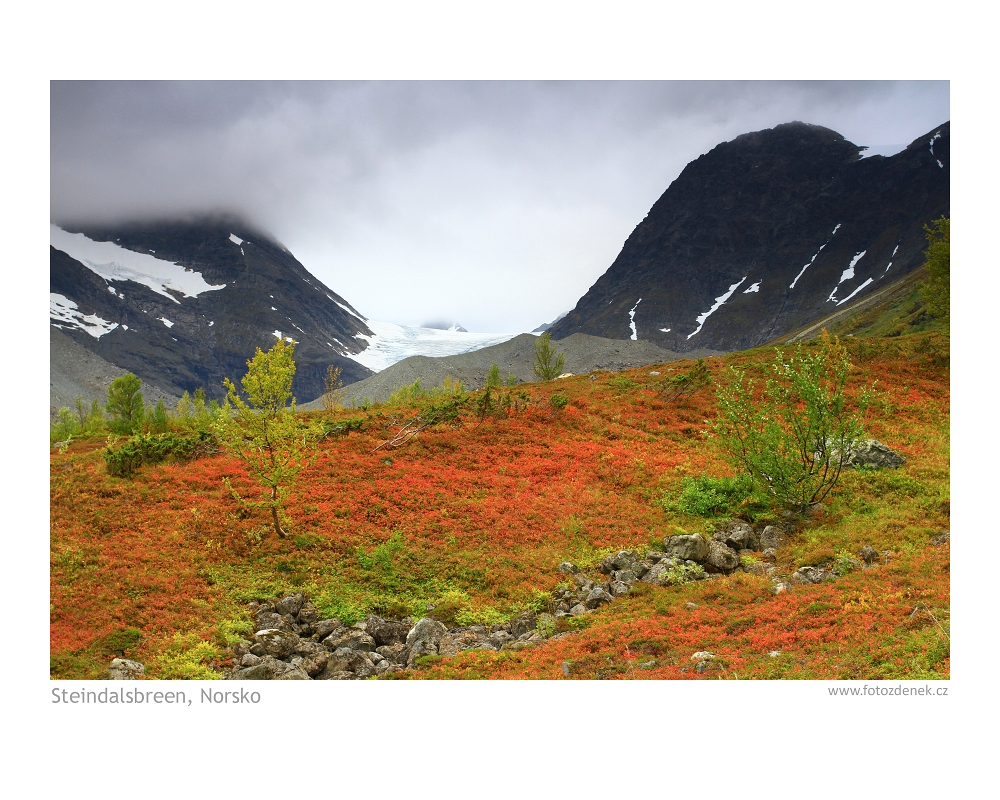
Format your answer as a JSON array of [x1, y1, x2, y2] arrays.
[[225, 594, 562, 681]]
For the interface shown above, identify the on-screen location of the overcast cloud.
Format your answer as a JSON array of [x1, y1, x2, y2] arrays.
[[51, 81, 949, 332]]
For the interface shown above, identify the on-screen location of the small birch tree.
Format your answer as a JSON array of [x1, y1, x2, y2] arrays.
[[214, 339, 316, 538]]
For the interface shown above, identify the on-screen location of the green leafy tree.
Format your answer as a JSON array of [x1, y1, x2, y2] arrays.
[[920, 216, 949, 320], [106, 373, 144, 434], [713, 331, 872, 512], [532, 331, 565, 381], [214, 339, 317, 539]]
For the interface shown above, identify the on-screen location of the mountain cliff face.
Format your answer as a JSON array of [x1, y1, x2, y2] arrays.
[[49, 218, 375, 402], [548, 121, 950, 351]]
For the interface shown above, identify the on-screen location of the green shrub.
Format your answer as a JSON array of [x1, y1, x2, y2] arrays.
[[104, 430, 217, 477], [660, 473, 769, 518], [713, 331, 872, 511]]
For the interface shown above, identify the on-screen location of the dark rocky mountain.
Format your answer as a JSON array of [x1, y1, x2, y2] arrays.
[[548, 121, 949, 351], [50, 217, 375, 402]]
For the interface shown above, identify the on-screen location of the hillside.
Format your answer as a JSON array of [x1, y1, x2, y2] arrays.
[[549, 121, 949, 352], [302, 332, 723, 408], [50, 328, 949, 681]]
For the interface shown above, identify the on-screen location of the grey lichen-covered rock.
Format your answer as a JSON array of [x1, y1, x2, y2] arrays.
[[759, 526, 788, 551], [323, 628, 377, 652], [296, 601, 320, 625], [585, 587, 613, 609], [704, 541, 740, 574], [609, 580, 631, 597], [509, 612, 537, 638], [312, 618, 346, 640], [438, 630, 482, 657], [665, 534, 709, 563], [254, 629, 301, 659], [108, 658, 145, 680], [858, 545, 880, 565], [646, 551, 669, 563], [274, 666, 312, 680], [274, 594, 305, 618], [791, 566, 830, 585], [240, 653, 263, 667], [642, 561, 677, 586], [376, 642, 410, 665], [612, 569, 637, 585], [231, 655, 290, 680], [611, 550, 639, 571], [558, 561, 580, 574], [255, 611, 293, 633], [569, 603, 588, 616], [406, 639, 440, 666], [837, 439, 906, 469], [721, 520, 756, 551], [366, 616, 411, 646], [574, 573, 596, 592], [405, 617, 449, 649]]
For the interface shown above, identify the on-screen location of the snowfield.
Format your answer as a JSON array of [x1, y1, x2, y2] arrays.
[[346, 320, 520, 373], [50, 293, 118, 338], [51, 225, 227, 303]]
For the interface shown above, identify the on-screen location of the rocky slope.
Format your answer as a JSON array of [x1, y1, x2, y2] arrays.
[[50, 217, 376, 402], [549, 121, 950, 352]]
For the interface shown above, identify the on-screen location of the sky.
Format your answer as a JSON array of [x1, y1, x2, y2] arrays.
[[50, 80, 950, 333]]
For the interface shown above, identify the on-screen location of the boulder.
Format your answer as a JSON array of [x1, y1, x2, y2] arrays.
[[569, 603, 588, 616], [690, 651, 715, 662], [762, 548, 779, 563], [837, 439, 906, 469], [231, 656, 290, 680], [296, 602, 320, 625], [254, 611, 292, 633], [376, 643, 410, 665], [274, 594, 305, 618], [405, 618, 449, 649], [108, 658, 145, 680], [758, 526, 788, 551], [612, 569, 637, 585], [665, 534, 709, 563], [558, 561, 580, 574], [323, 629, 376, 652], [240, 653, 263, 667], [313, 618, 346, 640], [324, 647, 376, 677], [858, 545, 880, 565], [791, 566, 829, 585], [509, 612, 537, 638], [574, 573, 595, 592], [609, 580, 631, 597], [489, 631, 514, 649], [585, 587, 613, 609], [274, 666, 312, 680], [299, 653, 330, 677], [646, 551, 669, 563], [406, 639, 440, 667], [438, 630, 483, 657], [366, 616, 411, 646], [642, 561, 677, 586], [704, 541, 740, 574], [722, 520, 756, 551], [254, 629, 301, 659], [611, 550, 639, 571]]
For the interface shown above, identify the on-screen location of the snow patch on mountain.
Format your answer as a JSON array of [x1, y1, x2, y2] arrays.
[[51, 225, 227, 303], [347, 320, 519, 373], [229, 234, 244, 245], [744, 282, 760, 294], [628, 299, 642, 340], [837, 278, 874, 306], [687, 278, 747, 340], [50, 293, 118, 338], [827, 251, 867, 302]]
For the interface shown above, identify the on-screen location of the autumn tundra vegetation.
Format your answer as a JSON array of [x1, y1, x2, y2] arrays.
[[50, 238, 950, 681]]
